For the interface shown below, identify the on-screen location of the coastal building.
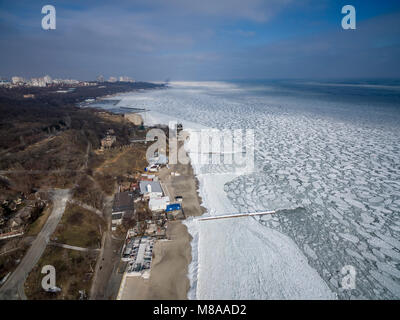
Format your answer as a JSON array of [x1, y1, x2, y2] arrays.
[[166, 203, 181, 212], [112, 191, 135, 226], [139, 181, 163, 199], [149, 196, 170, 212], [165, 203, 184, 220], [124, 236, 155, 277]]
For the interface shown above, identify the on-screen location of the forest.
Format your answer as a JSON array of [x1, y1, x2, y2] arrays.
[[0, 81, 163, 198]]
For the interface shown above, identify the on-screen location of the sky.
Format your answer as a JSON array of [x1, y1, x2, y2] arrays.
[[0, 0, 399, 81]]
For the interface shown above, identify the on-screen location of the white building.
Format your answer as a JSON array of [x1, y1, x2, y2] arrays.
[[111, 212, 123, 226], [149, 196, 170, 212], [11, 76, 25, 85], [30, 78, 46, 87], [43, 75, 52, 84], [139, 181, 163, 199], [54, 79, 79, 85], [119, 76, 135, 82]]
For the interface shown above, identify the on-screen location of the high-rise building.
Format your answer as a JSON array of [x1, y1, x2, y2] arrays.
[[30, 77, 46, 87], [119, 76, 135, 82], [43, 75, 52, 84], [11, 76, 25, 85]]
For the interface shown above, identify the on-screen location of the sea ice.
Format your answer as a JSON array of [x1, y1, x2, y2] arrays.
[[107, 81, 400, 299]]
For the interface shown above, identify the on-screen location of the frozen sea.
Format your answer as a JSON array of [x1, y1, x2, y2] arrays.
[[97, 80, 400, 299]]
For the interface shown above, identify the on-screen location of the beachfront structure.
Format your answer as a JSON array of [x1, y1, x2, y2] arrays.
[[124, 236, 155, 277], [149, 196, 170, 212], [112, 191, 134, 226], [139, 181, 163, 199], [122, 237, 140, 262], [165, 203, 184, 220], [166, 203, 181, 212]]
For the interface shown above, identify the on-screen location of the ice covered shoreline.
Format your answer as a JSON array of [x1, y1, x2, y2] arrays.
[[107, 80, 400, 300], [140, 108, 336, 300]]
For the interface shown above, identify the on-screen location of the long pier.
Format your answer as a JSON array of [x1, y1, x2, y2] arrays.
[[197, 210, 276, 221]]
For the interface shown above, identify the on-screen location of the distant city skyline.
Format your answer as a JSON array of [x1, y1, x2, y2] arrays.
[[1, 74, 135, 82], [1, 0, 400, 80]]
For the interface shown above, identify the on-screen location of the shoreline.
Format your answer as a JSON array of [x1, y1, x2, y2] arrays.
[[119, 108, 236, 300], [126, 107, 335, 300], [119, 118, 205, 300]]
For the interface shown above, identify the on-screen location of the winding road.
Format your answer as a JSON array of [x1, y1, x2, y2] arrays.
[[0, 189, 71, 300]]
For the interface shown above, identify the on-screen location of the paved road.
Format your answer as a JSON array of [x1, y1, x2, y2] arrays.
[[0, 189, 71, 300], [89, 191, 125, 300]]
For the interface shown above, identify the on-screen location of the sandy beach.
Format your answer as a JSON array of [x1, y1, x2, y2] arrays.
[[119, 132, 205, 299], [120, 222, 191, 299]]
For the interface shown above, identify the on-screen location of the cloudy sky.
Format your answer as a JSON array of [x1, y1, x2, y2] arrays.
[[1, 0, 399, 80]]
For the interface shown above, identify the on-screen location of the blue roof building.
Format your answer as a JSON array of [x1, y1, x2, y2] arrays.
[[165, 203, 181, 212]]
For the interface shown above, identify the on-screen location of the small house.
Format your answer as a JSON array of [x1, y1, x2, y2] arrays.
[[139, 181, 163, 199]]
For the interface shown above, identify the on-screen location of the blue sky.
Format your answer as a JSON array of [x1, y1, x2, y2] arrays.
[[0, 0, 399, 80]]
